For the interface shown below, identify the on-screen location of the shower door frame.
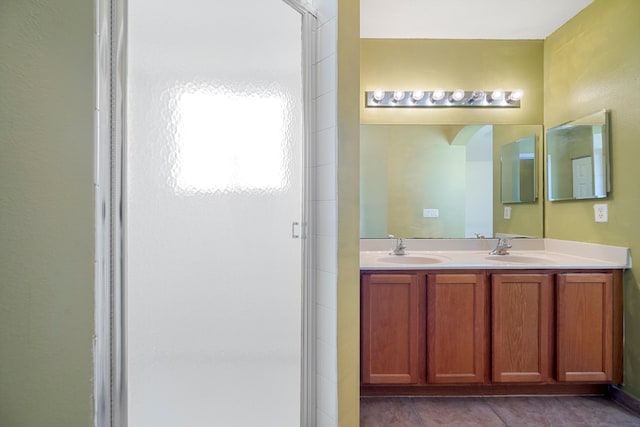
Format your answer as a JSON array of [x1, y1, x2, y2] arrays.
[[94, 1, 317, 426]]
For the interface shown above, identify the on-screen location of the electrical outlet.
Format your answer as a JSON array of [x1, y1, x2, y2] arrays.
[[504, 206, 511, 220], [423, 208, 439, 218], [594, 204, 608, 222]]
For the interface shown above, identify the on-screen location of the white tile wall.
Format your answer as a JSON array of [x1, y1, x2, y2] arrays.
[[314, 200, 337, 237], [316, 326, 338, 379], [316, 163, 337, 201], [316, 54, 337, 98], [315, 234, 337, 278], [316, 408, 335, 427], [317, 15, 337, 60], [316, 91, 338, 132], [316, 303, 338, 344], [315, 127, 337, 167], [312, 0, 337, 425], [316, 369, 339, 424], [315, 269, 337, 309]]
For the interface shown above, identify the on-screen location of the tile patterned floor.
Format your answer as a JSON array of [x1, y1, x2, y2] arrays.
[[361, 396, 640, 426]]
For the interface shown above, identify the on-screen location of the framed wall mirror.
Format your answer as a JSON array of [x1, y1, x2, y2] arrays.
[[500, 134, 537, 203], [546, 109, 610, 201]]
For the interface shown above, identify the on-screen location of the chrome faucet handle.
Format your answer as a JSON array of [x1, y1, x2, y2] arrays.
[[489, 237, 512, 255], [388, 234, 406, 255], [500, 236, 512, 248], [388, 235, 406, 247]]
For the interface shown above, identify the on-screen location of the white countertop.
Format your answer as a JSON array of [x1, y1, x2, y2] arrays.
[[360, 238, 631, 270]]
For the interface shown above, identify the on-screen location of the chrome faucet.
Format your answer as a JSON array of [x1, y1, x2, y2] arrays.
[[489, 237, 512, 255], [388, 235, 407, 256]]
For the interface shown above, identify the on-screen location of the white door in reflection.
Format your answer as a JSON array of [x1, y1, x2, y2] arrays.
[[125, 0, 305, 425], [572, 156, 594, 199]]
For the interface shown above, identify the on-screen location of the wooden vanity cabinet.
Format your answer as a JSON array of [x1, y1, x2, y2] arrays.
[[491, 273, 554, 383], [361, 272, 487, 385], [361, 269, 623, 391], [556, 272, 621, 383], [360, 273, 425, 384], [427, 273, 488, 384]]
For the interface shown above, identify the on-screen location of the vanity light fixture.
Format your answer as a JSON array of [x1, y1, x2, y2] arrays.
[[450, 89, 466, 102], [364, 88, 522, 108], [392, 90, 405, 102], [490, 88, 505, 102], [411, 90, 425, 102], [431, 88, 446, 102], [508, 88, 524, 102]]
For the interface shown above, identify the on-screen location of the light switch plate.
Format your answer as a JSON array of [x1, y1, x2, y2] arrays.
[[594, 204, 608, 222], [423, 208, 439, 218], [504, 206, 511, 219]]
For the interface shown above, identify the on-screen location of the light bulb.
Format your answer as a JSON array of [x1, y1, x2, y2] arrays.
[[450, 89, 465, 102], [491, 88, 505, 101], [372, 89, 385, 102], [392, 91, 405, 102], [411, 90, 425, 102], [431, 88, 445, 101], [508, 89, 524, 102]]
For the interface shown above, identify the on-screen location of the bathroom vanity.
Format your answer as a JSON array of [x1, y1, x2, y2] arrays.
[[360, 238, 630, 396]]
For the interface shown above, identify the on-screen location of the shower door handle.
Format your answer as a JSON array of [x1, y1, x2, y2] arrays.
[[292, 221, 300, 239]]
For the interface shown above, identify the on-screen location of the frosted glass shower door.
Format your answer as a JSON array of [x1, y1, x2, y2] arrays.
[[125, 0, 305, 425]]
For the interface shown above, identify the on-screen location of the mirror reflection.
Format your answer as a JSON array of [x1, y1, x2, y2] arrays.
[[546, 110, 610, 201], [500, 135, 537, 203], [360, 124, 543, 239]]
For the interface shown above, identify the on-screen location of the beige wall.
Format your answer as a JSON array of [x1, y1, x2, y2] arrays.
[[544, 0, 640, 399], [0, 0, 95, 425], [337, 0, 361, 425]]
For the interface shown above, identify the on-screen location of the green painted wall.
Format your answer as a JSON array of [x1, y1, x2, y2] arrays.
[[0, 0, 95, 425], [361, 39, 544, 126], [360, 40, 545, 239], [544, 0, 640, 398], [360, 125, 466, 238], [349, 0, 640, 418]]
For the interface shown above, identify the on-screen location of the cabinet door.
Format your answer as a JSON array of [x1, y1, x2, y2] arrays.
[[556, 273, 613, 382], [427, 273, 487, 384], [492, 274, 553, 383], [361, 273, 425, 384]]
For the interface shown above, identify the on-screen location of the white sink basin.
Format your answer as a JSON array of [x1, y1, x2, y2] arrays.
[[378, 255, 446, 265], [485, 255, 554, 264]]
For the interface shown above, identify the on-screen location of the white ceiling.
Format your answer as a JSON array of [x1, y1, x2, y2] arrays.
[[361, 0, 593, 39]]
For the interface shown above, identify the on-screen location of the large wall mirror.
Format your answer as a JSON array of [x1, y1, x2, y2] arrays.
[[360, 124, 543, 239], [546, 109, 610, 201]]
